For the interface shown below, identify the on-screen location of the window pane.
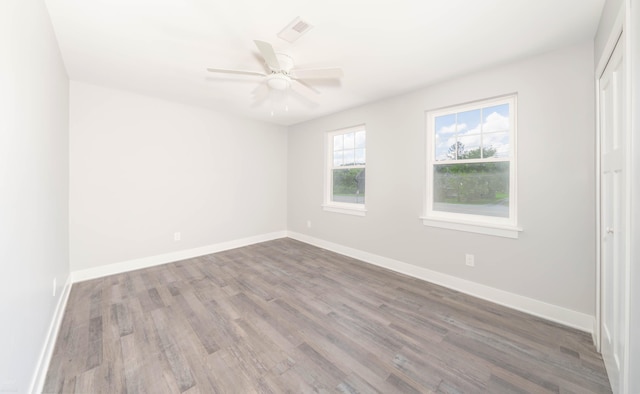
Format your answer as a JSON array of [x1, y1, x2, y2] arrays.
[[482, 104, 509, 132], [355, 148, 365, 165], [446, 140, 464, 160], [333, 151, 343, 166], [435, 114, 457, 135], [458, 134, 481, 159], [355, 130, 366, 148], [457, 108, 481, 134], [483, 131, 509, 158], [435, 114, 456, 161], [343, 149, 355, 165], [436, 136, 455, 161], [344, 132, 355, 149], [334, 134, 343, 151], [433, 162, 509, 217], [332, 168, 365, 204]]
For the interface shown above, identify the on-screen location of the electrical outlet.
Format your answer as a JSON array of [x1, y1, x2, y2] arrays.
[[53, 277, 57, 297], [174, 232, 181, 241], [465, 254, 475, 267], [306, 220, 311, 228]]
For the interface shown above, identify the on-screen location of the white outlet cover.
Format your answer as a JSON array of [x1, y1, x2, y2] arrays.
[[465, 254, 475, 266]]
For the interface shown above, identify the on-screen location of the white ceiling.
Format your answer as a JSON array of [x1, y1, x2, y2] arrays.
[[44, 0, 605, 126]]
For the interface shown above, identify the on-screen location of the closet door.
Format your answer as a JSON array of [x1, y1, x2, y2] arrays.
[[599, 33, 626, 394]]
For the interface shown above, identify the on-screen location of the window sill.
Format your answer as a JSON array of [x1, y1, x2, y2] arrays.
[[322, 204, 367, 217], [420, 217, 522, 239]]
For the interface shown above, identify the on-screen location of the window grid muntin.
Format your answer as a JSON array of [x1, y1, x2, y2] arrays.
[[437, 105, 511, 163], [426, 95, 516, 227], [325, 126, 367, 209]]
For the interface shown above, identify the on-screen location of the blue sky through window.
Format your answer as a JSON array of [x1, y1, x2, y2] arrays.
[[434, 103, 510, 161]]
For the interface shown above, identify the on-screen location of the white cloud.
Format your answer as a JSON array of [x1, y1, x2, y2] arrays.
[[483, 131, 510, 157], [483, 111, 509, 132], [457, 111, 508, 136], [436, 122, 467, 136]]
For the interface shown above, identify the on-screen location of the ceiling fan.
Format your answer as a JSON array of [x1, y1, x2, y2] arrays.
[[206, 40, 343, 102]]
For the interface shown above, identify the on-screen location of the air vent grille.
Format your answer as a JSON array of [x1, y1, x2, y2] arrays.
[[292, 21, 309, 33], [278, 17, 313, 43]]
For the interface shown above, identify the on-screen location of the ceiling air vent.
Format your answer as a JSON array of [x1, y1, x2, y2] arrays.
[[278, 17, 313, 43]]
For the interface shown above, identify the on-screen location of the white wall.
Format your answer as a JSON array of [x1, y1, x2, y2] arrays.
[[69, 81, 287, 271], [288, 41, 596, 316], [0, 0, 70, 392]]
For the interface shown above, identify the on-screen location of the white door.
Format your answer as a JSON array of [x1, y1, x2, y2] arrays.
[[600, 33, 626, 394]]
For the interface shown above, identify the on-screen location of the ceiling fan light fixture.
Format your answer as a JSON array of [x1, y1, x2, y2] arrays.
[[206, 39, 342, 105], [266, 73, 291, 91]]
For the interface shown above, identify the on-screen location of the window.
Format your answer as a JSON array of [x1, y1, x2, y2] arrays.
[[423, 95, 520, 238], [323, 125, 366, 216]]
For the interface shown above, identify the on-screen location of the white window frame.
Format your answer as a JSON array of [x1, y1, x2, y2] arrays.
[[322, 125, 367, 216], [421, 95, 521, 238]]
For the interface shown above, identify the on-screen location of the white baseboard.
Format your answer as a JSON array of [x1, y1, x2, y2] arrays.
[[592, 318, 599, 348], [34, 230, 593, 394], [67, 229, 594, 333], [70, 231, 287, 283], [29, 275, 73, 394], [287, 231, 595, 334]]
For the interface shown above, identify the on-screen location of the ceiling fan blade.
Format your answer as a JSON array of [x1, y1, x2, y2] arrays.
[[290, 67, 343, 80], [207, 68, 266, 77], [254, 40, 281, 70], [290, 82, 319, 108], [293, 79, 321, 94], [290, 79, 319, 102]]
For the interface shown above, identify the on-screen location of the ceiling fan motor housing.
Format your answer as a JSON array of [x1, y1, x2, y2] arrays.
[[265, 53, 294, 90], [274, 53, 294, 72], [267, 73, 291, 90]]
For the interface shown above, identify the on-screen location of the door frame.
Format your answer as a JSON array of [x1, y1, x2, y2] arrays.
[[595, 2, 633, 393]]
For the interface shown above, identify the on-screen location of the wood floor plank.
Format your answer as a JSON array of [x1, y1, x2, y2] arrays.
[[385, 372, 425, 394], [150, 308, 197, 392], [44, 238, 611, 393]]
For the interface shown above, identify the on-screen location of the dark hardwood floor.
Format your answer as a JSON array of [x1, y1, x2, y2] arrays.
[[44, 238, 611, 393]]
